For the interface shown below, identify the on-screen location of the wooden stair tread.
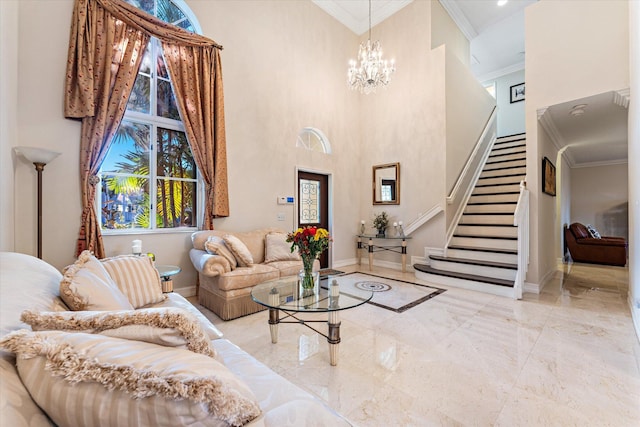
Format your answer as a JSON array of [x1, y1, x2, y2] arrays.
[[457, 223, 516, 227], [414, 264, 515, 287], [453, 234, 517, 240], [429, 255, 517, 270], [448, 245, 517, 255]]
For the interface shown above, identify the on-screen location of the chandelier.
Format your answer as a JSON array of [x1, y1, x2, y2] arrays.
[[347, 0, 396, 94]]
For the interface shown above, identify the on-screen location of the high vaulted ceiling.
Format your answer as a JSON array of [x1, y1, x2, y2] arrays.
[[312, 0, 628, 167]]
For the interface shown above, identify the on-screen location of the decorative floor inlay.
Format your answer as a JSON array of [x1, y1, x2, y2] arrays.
[[335, 272, 446, 313], [355, 281, 391, 292]]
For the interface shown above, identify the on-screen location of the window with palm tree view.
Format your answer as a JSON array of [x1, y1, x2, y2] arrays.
[[99, 0, 200, 231]]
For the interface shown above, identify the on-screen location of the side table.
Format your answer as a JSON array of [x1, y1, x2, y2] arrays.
[[356, 234, 412, 272], [155, 265, 181, 293]]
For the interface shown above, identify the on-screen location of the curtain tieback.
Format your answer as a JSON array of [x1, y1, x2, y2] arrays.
[[88, 175, 101, 186]]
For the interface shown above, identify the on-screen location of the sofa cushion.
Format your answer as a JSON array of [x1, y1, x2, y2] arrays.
[[101, 255, 166, 308], [224, 235, 255, 267], [570, 222, 590, 240], [59, 251, 134, 311], [217, 264, 280, 291], [20, 308, 216, 357], [1, 330, 261, 427], [264, 233, 300, 263], [205, 236, 238, 269]]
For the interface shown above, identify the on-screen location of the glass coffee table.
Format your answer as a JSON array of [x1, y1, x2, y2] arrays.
[[251, 275, 373, 366]]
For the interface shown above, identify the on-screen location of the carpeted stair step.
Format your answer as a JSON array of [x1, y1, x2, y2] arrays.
[[429, 255, 517, 281], [493, 134, 525, 145], [476, 175, 525, 186], [450, 235, 517, 251], [480, 167, 526, 179], [473, 183, 521, 194], [414, 264, 515, 288], [491, 143, 525, 155], [447, 245, 518, 264], [468, 193, 519, 204], [455, 224, 517, 238], [487, 151, 526, 162], [484, 159, 526, 170], [464, 203, 517, 214]]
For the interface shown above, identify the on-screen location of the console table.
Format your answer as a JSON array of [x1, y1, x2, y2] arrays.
[[357, 234, 412, 273]]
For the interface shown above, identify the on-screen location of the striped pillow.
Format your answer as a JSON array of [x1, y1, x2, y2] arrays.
[[101, 255, 166, 308], [0, 330, 261, 427], [59, 251, 133, 311]]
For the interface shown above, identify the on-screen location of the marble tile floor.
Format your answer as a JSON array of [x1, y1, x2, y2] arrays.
[[190, 262, 640, 426]]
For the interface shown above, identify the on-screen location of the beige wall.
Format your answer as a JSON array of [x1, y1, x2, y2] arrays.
[[629, 0, 639, 339], [431, 0, 469, 67], [8, 0, 464, 289], [0, 0, 19, 252], [445, 49, 495, 195], [570, 163, 628, 239], [525, 0, 629, 285]]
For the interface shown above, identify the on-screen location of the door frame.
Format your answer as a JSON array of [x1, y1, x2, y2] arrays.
[[294, 166, 333, 268]]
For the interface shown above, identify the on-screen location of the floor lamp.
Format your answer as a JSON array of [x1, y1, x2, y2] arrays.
[[14, 146, 61, 259]]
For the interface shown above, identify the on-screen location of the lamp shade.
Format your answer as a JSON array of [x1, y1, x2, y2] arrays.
[[14, 146, 61, 164]]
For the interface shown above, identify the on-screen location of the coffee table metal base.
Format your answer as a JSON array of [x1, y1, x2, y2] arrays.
[[267, 307, 341, 366]]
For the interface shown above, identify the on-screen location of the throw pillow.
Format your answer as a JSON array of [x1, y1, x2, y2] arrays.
[[205, 235, 238, 269], [20, 307, 216, 357], [0, 330, 262, 427], [586, 224, 602, 239], [223, 235, 254, 267], [59, 250, 134, 311], [101, 255, 166, 308], [264, 232, 300, 263]]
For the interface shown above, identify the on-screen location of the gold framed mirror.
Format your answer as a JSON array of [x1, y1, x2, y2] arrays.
[[373, 162, 400, 205]]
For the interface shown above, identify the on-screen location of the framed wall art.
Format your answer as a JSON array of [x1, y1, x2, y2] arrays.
[[542, 156, 556, 196], [510, 82, 525, 103]]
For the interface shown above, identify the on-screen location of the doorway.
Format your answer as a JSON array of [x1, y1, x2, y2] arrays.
[[297, 171, 330, 268]]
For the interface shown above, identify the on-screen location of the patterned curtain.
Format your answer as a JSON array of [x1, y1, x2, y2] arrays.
[[65, 0, 228, 257]]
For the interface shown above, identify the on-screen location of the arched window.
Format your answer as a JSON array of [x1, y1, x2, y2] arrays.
[[99, 0, 201, 231], [296, 127, 332, 154]]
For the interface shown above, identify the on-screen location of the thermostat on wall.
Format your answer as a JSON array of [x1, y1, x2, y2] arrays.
[[277, 196, 295, 205]]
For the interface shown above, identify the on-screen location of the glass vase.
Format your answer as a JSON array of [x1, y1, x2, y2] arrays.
[[299, 257, 319, 298]]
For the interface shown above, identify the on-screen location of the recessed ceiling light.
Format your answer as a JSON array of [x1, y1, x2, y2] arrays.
[[497, 0, 508, 6]]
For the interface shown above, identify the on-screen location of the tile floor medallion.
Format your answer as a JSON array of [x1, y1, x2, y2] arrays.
[[328, 272, 446, 313], [191, 262, 640, 426]]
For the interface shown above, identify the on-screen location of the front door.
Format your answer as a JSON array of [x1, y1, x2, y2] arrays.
[[297, 171, 329, 268]]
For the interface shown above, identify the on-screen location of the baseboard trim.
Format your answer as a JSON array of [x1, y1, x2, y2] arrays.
[[333, 258, 358, 269], [523, 281, 540, 294], [175, 286, 197, 298]]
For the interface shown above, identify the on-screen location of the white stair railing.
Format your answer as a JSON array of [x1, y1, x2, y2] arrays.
[[513, 180, 529, 299]]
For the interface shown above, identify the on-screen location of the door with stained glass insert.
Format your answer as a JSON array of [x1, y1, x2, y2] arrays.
[[297, 171, 329, 268]]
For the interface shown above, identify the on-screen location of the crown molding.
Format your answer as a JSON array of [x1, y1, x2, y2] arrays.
[[438, 0, 477, 41], [476, 61, 525, 84], [570, 158, 628, 169], [537, 107, 565, 152], [613, 88, 630, 109]]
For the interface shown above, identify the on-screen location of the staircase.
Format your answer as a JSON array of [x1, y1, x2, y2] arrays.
[[415, 133, 527, 298]]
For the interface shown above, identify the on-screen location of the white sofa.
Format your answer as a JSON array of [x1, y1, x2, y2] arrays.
[[0, 252, 350, 427]]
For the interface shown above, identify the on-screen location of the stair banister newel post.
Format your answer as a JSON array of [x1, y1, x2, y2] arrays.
[[513, 180, 529, 299]]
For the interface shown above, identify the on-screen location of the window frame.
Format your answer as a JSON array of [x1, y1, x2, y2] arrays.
[[98, 0, 203, 235]]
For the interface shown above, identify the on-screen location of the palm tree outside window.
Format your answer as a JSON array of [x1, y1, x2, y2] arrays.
[[98, 0, 201, 231]]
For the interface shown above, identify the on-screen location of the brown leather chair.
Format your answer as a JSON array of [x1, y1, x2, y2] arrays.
[[564, 222, 627, 267]]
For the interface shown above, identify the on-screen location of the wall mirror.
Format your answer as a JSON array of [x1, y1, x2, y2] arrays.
[[373, 162, 400, 205]]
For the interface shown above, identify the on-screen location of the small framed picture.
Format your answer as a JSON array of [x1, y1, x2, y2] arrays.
[[510, 83, 525, 103], [542, 157, 556, 196]]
